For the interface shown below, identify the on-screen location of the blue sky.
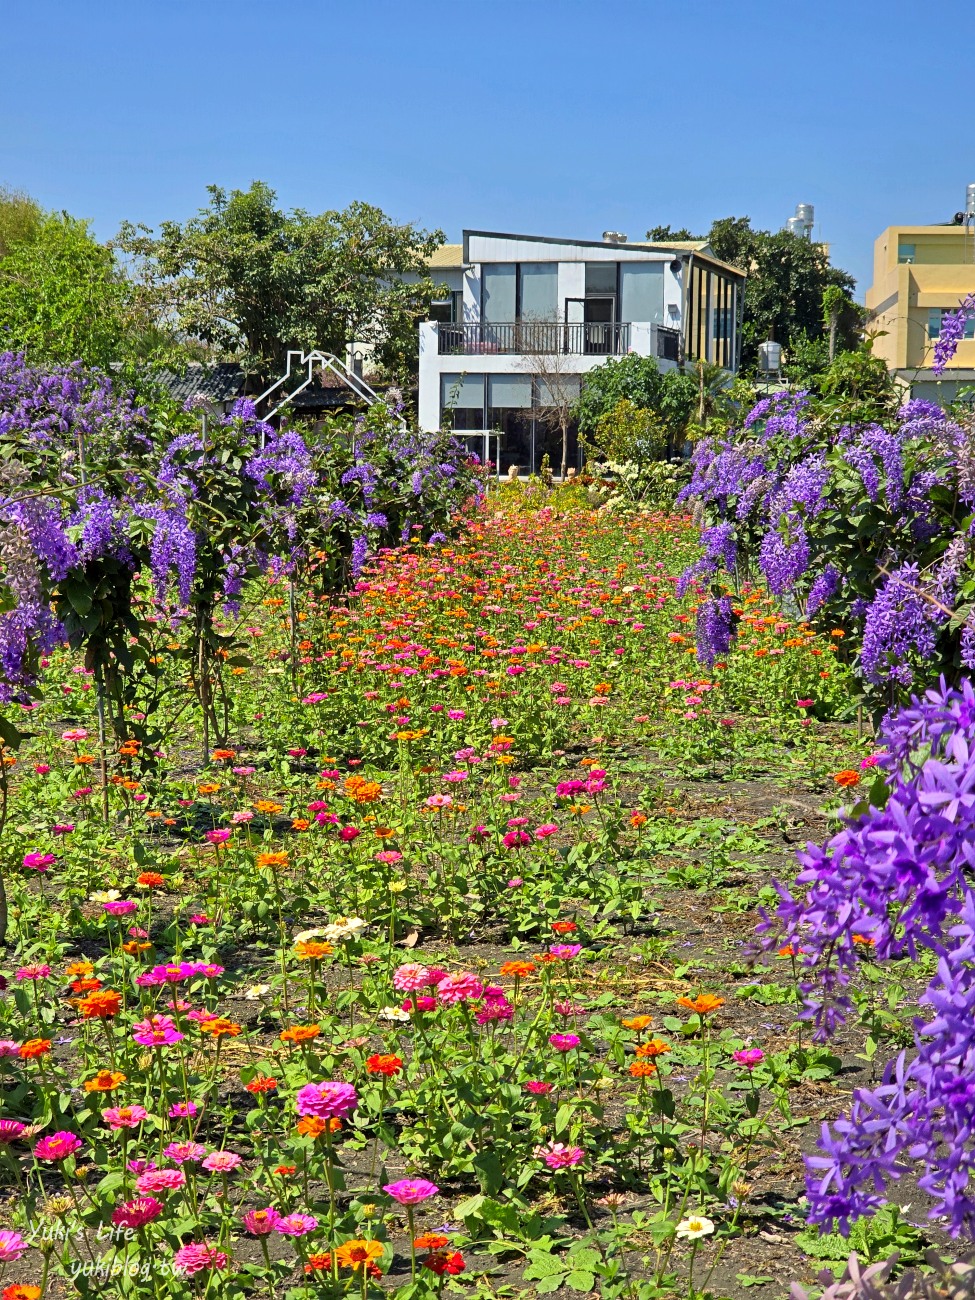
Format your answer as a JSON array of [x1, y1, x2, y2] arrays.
[[2, 0, 973, 298]]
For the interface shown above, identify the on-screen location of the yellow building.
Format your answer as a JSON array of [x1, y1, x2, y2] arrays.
[[866, 221, 975, 399]]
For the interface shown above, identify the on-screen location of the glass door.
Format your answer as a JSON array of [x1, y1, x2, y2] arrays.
[[583, 296, 615, 354]]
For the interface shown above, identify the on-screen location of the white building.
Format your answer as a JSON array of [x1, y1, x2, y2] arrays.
[[417, 229, 745, 474]]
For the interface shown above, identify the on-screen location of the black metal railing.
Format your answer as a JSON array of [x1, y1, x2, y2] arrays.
[[437, 321, 632, 356]]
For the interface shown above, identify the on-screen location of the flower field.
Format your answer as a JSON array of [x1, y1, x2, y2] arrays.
[[0, 475, 932, 1300]]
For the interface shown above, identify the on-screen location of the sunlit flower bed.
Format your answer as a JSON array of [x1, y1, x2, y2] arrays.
[[0, 500, 862, 1298]]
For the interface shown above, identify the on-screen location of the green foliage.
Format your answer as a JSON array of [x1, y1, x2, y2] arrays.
[[115, 181, 444, 381], [574, 354, 697, 454], [817, 344, 899, 422], [707, 215, 859, 369], [783, 332, 831, 387], [795, 1205, 927, 1274], [0, 186, 42, 258], [588, 399, 668, 462], [646, 225, 698, 242], [0, 212, 131, 367]]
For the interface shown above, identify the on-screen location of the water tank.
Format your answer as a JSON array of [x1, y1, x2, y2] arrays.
[[602, 231, 628, 243], [796, 202, 815, 227], [786, 216, 806, 238], [758, 341, 782, 373], [967, 184, 975, 217]]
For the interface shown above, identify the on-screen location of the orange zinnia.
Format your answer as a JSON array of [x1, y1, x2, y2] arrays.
[[257, 851, 289, 869], [834, 770, 861, 788], [499, 960, 536, 978], [296, 1116, 342, 1138], [635, 1039, 672, 1059], [294, 941, 333, 960], [279, 1024, 321, 1044], [629, 1061, 658, 1078], [79, 989, 123, 1019], [678, 994, 725, 1016], [19, 1039, 52, 1059], [621, 1015, 653, 1031], [335, 1240, 384, 1271], [84, 1069, 126, 1092], [199, 1018, 241, 1038]]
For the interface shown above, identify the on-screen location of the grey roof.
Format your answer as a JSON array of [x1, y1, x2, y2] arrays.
[[156, 363, 245, 406]]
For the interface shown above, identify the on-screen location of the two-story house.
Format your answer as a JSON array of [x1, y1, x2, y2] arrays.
[[417, 229, 745, 474]]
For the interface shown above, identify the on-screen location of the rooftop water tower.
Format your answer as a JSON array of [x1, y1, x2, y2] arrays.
[[786, 203, 815, 239]]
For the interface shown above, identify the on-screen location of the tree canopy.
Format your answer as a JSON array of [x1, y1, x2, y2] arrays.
[[115, 182, 446, 381], [706, 215, 859, 368], [0, 208, 133, 368], [574, 354, 698, 456]]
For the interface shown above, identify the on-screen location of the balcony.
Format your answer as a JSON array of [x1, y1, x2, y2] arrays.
[[436, 320, 680, 361]]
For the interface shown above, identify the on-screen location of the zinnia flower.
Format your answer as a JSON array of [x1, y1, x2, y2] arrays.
[[243, 1207, 281, 1236], [112, 1197, 163, 1229], [0, 1231, 29, 1261], [295, 1081, 358, 1120], [275, 1212, 318, 1236], [535, 1140, 584, 1169], [676, 1214, 715, 1239], [35, 1131, 82, 1161], [383, 1178, 439, 1205], [172, 1242, 228, 1275]]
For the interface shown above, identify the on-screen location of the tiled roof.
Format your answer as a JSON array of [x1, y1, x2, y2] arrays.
[[427, 244, 464, 268], [156, 363, 244, 405]]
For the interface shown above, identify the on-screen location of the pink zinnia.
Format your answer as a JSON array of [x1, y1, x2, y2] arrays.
[[383, 1178, 439, 1205], [295, 1080, 358, 1120], [35, 1131, 83, 1161], [243, 1206, 281, 1236], [549, 943, 582, 960], [549, 1033, 581, 1052], [103, 900, 138, 916], [132, 1015, 184, 1046], [164, 1141, 207, 1163], [392, 963, 430, 992], [536, 1140, 584, 1169], [524, 1081, 554, 1095], [0, 1119, 26, 1143], [275, 1212, 318, 1236], [231, 810, 254, 823], [205, 829, 231, 844], [112, 1197, 163, 1229], [22, 851, 56, 871], [732, 1048, 765, 1070], [169, 1102, 198, 1119], [502, 829, 532, 849], [436, 971, 484, 1004], [136, 1168, 186, 1195], [0, 1041, 20, 1057], [15, 963, 51, 981], [103, 1105, 149, 1130], [173, 1242, 228, 1276], [0, 1230, 29, 1261], [202, 1150, 242, 1173]]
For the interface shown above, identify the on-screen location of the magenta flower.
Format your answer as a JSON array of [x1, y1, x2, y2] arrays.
[[295, 1081, 358, 1120], [435, 972, 484, 1004], [164, 1141, 207, 1163], [536, 1140, 584, 1169], [22, 852, 56, 871], [732, 1048, 765, 1070], [0, 1041, 20, 1058], [135, 1168, 186, 1194], [132, 1015, 184, 1046], [275, 1212, 318, 1236], [535, 823, 559, 838], [0, 1230, 29, 1261], [35, 1131, 83, 1161], [205, 829, 232, 844], [383, 1178, 439, 1205], [502, 829, 533, 849], [0, 1120, 26, 1143], [392, 963, 430, 992], [549, 943, 582, 960], [549, 1033, 581, 1052], [103, 900, 138, 916], [243, 1206, 282, 1236], [202, 1150, 242, 1173], [169, 1102, 198, 1120], [103, 1105, 150, 1130], [524, 1081, 554, 1095], [173, 1242, 228, 1276], [112, 1197, 164, 1229], [15, 964, 51, 981]]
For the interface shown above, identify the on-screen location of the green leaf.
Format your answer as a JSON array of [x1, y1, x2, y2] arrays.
[[566, 1272, 596, 1292]]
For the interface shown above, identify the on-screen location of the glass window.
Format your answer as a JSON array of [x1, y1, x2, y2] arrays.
[[481, 265, 516, 322], [519, 263, 558, 320], [929, 309, 975, 340], [536, 375, 581, 407], [620, 262, 664, 323], [585, 262, 617, 296], [898, 243, 916, 263], [428, 301, 452, 323], [488, 375, 533, 408], [441, 373, 484, 429]]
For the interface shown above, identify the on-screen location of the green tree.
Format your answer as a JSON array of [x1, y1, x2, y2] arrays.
[[0, 186, 42, 258], [646, 225, 698, 242], [574, 354, 697, 456], [0, 211, 131, 367], [115, 182, 445, 381], [707, 215, 859, 368]]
